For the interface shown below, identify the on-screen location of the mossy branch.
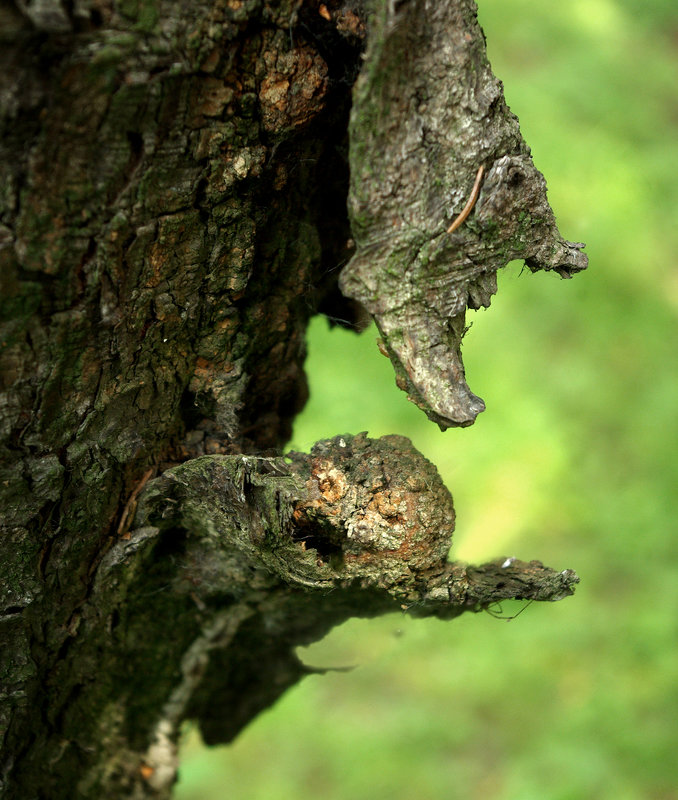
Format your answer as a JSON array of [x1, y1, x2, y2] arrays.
[[90, 433, 577, 792], [133, 433, 577, 609]]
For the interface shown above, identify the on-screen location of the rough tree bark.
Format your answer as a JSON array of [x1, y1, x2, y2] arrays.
[[0, 0, 584, 797]]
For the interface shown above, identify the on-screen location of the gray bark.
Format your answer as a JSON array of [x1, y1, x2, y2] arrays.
[[0, 1, 583, 797], [341, 0, 587, 427]]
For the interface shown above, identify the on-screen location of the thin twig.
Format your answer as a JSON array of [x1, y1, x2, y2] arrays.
[[447, 165, 484, 233], [117, 467, 155, 539]]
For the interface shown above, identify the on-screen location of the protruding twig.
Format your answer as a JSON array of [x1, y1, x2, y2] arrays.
[[447, 165, 484, 233]]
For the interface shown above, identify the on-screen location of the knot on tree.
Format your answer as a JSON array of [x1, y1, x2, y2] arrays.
[[287, 432, 454, 582], [131, 433, 577, 608]]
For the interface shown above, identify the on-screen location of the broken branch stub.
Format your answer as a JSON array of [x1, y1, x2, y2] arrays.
[[135, 432, 578, 605], [121, 434, 576, 756], [132, 431, 577, 636], [340, 0, 587, 429], [133, 435, 574, 662], [133, 433, 458, 599]]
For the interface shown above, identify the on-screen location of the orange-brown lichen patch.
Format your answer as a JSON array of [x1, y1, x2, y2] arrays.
[[196, 78, 235, 117], [370, 489, 406, 521], [259, 78, 290, 112], [273, 163, 288, 191], [192, 357, 233, 381], [259, 44, 328, 132], [287, 433, 455, 580], [194, 357, 212, 371], [347, 484, 448, 570], [147, 241, 168, 288], [311, 459, 347, 504], [215, 317, 238, 333], [293, 502, 319, 523], [336, 9, 365, 38]]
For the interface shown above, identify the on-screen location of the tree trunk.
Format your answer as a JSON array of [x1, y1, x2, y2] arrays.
[[0, 1, 583, 797]]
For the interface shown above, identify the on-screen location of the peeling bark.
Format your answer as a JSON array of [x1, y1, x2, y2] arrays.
[[0, 1, 581, 798], [340, 0, 587, 428]]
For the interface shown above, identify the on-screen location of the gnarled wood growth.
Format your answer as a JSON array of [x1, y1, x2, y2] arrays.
[[0, 1, 583, 797], [341, 0, 587, 428]]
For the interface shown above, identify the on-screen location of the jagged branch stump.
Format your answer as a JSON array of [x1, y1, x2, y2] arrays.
[[340, 0, 587, 428], [88, 432, 575, 794]]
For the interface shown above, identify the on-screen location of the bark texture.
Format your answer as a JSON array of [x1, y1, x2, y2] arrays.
[[340, 0, 587, 428], [0, 1, 582, 798]]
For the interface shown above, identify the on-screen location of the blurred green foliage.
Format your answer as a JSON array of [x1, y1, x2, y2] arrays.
[[177, 1, 678, 797]]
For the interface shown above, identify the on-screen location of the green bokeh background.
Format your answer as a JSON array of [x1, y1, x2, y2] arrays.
[[177, 1, 678, 797]]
